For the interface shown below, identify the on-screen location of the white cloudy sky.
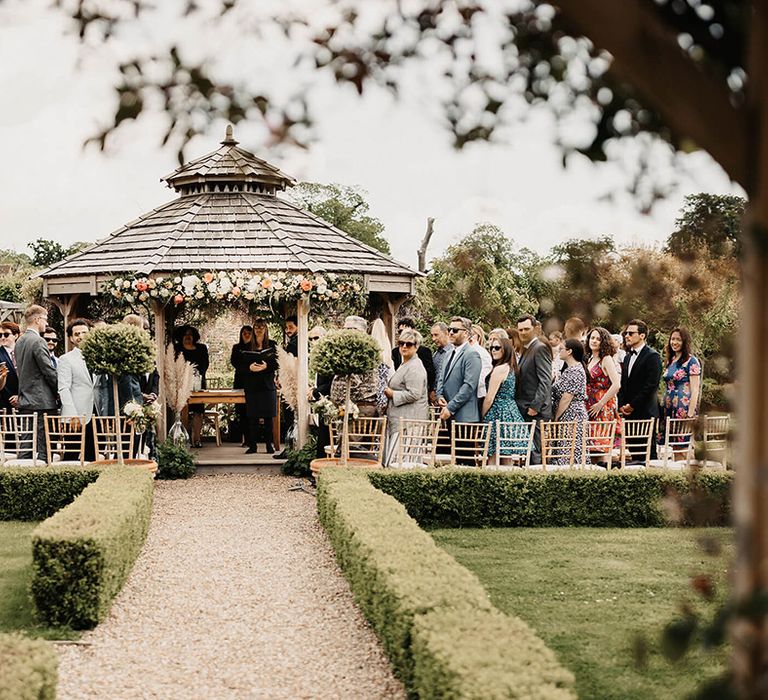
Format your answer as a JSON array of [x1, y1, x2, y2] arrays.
[[0, 1, 743, 270]]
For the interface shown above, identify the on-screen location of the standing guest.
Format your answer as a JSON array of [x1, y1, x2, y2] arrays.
[[43, 327, 59, 368], [173, 325, 209, 448], [307, 326, 332, 460], [283, 315, 299, 357], [0, 321, 20, 410], [235, 318, 277, 454], [585, 326, 622, 451], [564, 317, 587, 343], [662, 327, 702, 422], [231, 325, 254, 445], [488, 328, 509, 343], [611, 333, 626, 365], [552, 339, 589, 465], [15, 305, 59, 460], [392, 317, 436, 395], [122, 313, 146, 328], [371, 319, 395, 416], [469, 324, 493, 415], [506, 327, 523, 361], [275, 314, 299, 457], [383, 328, 429, 464], [515, 314, 553, 464], [436, 316, 481, 423], [548, 330, 564, 381], [57, 319, 97, 461], [618, 319, 663, 460], [482, 338, 524, 463], [430, 322, 451, 404]]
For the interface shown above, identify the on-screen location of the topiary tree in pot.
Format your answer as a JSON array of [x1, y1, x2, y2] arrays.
[[310, 329, 380, 467], [80, 323, 156, 466]]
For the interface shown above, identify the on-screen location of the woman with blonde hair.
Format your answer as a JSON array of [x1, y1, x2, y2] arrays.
[[370, 318, 394, 415]]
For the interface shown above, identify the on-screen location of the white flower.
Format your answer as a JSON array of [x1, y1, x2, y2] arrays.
[[123, 280, 131, 289], [218, 278, 232, 294], [218, 271, 228, 279], [159, 288, 170, 297], [207, 282, 218, 295], [174, 276, 181, 284], [277, 271, 286, 280], [246, 277, 261, 293], [273, 281, 284, 290], [317, 285, 328, 295], [114, 278, 124, 288], [315, 276, 326, 286], [124, 294, 134, 302], [195, 291, 204, 299], [123, 400, 143, 417]]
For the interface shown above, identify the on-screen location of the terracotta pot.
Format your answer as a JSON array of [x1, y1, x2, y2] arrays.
[[88, 459, 158, 476], [310, 457, 381, 478]]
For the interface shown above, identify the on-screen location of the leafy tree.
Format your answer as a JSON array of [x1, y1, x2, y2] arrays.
[[289, 183, 390, 254], [666, 193, 746, 259], [28, 239, 88, 268], [417, 224, 538, 329]]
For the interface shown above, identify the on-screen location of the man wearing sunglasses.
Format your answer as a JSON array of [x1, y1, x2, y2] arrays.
[[0, 321, 20, 410], [435, 316, 481, 423], [618, 319, 662, 460]]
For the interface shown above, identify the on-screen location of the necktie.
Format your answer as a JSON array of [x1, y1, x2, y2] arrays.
[[9, 349, 16, 369]]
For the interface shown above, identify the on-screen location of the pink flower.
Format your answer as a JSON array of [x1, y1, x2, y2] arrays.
[[300, 279, 312, 292], [203, 272, 214, 284], [173, 294, 184, 305]]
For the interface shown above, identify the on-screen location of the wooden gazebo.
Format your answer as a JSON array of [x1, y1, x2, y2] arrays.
[[39, 126, 419, 445]]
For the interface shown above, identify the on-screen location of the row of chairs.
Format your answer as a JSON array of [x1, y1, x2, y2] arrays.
[[326, 413, 731, 470], [0, 412, 136, 466]]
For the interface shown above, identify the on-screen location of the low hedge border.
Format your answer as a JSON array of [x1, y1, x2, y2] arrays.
[[0, 632, 57, 700], [317, 468, 575, 699], [367, 469, 732, 528], [31, 466, 154, 629], [0, 467, 100, 521]]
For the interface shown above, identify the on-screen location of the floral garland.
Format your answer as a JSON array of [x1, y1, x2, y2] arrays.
[[106, 270, 367, 312]]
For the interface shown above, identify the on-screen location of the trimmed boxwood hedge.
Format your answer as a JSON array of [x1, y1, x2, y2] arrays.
[[31, 467, 154, 629], [317, 468, 575, 699], [367, 469, 732, 528], [0, 633, 57, 700], [0, 467, 100, 521]]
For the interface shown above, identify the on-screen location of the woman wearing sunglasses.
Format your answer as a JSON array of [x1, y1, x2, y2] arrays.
[[383, 328, 429, 464], [482, 338, 525, 463]]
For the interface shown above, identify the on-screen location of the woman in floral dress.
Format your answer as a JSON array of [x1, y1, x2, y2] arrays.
[[663, 327, 702, 422], [585, 326, 622, 451], [482, 338, 525, 462], [552, 339, 589, 465]]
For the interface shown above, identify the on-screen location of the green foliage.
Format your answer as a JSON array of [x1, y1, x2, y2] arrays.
[[0, 633, 58, 700], [156, 440, 196, 479], [31, 467, 154, 629], [290, 182, 391, 254], [420, 224, 539, 328], [282, 434, 317, 477], [367, 470, 732, 529], [667, 194, 745, 259], [310, 329, 380, 378], [80, 322, 156, 376], [0, 468, 100, 521], [28, 238, 88, 268], [316, 468, 575, 697]]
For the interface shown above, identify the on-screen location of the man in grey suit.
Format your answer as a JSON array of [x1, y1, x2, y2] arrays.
[[436, 316, 482, 423], [15, 305, 59, 460], [57, 319, 96, 461], [515, 314, 553, 464]]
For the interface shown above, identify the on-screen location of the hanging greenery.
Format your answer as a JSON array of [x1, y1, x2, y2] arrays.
[[105, 270, 367, 315]]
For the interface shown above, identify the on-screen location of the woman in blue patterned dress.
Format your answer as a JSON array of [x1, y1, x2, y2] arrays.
[[552, 339, 589, 466], [482, 338, 524, 462], [663, 327, 702, 421]]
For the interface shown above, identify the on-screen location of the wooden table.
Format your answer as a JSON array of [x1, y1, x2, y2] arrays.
[[186, 390, 281, 449]]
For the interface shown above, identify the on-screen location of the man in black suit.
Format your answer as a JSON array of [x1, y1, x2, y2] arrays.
[[618, 319, 663, 460], [392, 317, 436, 395], [515, 314, 553, 465], [0, 321, 20, 411]]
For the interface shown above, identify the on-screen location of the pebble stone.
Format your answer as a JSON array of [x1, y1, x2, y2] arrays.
[[56, 474, 405, 700]]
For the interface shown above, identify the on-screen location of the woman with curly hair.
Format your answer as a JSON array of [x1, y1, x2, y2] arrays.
[[584, 326, 622, 448], [663, 327, 702, 421]]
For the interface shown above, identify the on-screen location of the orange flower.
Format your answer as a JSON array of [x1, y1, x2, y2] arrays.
[[135, 281, 148, 292], [300, 279, 313, 292], [261, 278, 272, 289], [232, 286, 241, 297], [173, 294, 184, 305], [203, 272, 215, 284]]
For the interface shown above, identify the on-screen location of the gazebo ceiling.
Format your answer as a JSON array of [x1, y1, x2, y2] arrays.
[[39, 126, 418, 292]]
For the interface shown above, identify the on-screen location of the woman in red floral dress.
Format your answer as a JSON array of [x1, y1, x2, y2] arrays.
[[585, 326, 622, 450]]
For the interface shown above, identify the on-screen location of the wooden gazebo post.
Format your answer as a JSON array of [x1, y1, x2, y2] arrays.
[[296, 298, 310, 447]]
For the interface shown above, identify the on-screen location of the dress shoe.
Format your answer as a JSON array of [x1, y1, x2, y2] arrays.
[[272, 450, 288, 459], [265, 443, 275, 454], [245, 446, 258, 454]]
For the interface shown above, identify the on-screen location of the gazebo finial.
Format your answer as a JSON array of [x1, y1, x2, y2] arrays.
[[221, 124, 238, 146]]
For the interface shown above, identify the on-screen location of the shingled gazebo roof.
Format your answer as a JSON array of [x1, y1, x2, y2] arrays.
[[40, 126, 417, 295]]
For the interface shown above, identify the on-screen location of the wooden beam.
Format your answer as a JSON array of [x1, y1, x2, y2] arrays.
[[296, 297, 310, 447], [733, 2, 768, 693], [381, 293, 406, 346], [153, 300, 167, 440], [49, 294, 80, 351], [555, 0, 748, 187]]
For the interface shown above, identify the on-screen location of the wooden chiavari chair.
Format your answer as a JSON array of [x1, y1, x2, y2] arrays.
[[541, 420, 579, 468], [45, 414, 87, 467], [620, 418, 656, 469], [583, 420, 617, 470], [429, 406, 452, 465], [92, 416, 135, 462], [662, 417, 696, 468], [387, 417, 441, 468], [1, 411, 41, 466], [328, 416, 388, 465], [450, 422, 490, 468], [703, 414, 730, 469], [494, 421, 535, 468]]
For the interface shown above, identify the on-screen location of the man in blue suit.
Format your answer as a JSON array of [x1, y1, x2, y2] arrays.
[[0, 321, 20, 411], [436, 316, 482, 423]]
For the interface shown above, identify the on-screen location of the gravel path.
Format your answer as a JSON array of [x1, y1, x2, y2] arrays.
[[56, 474, 405, 700]]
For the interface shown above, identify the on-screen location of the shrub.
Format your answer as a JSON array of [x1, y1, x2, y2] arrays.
[[0, 468, 100, 521], [80, 323, 156, 376], [31, 467, 154, 629], [367, 469, 732, 529], [310, 329, 380, 377], [282, 434, 317, 477], [156, 440, 196, 479], [0, 633, 57, 700], [317, 468, 575, 697]]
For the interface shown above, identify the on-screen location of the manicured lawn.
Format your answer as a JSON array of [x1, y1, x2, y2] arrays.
[[432, 527, 733, 700], [0, 521, 78, 640]]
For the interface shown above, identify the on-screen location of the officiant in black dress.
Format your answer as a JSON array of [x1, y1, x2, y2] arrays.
[[233, 318, 278, 454]]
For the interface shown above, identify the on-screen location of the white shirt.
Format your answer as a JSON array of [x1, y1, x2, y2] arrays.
[[471, 343, 493, 398], [627, 342, 645, 376]]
